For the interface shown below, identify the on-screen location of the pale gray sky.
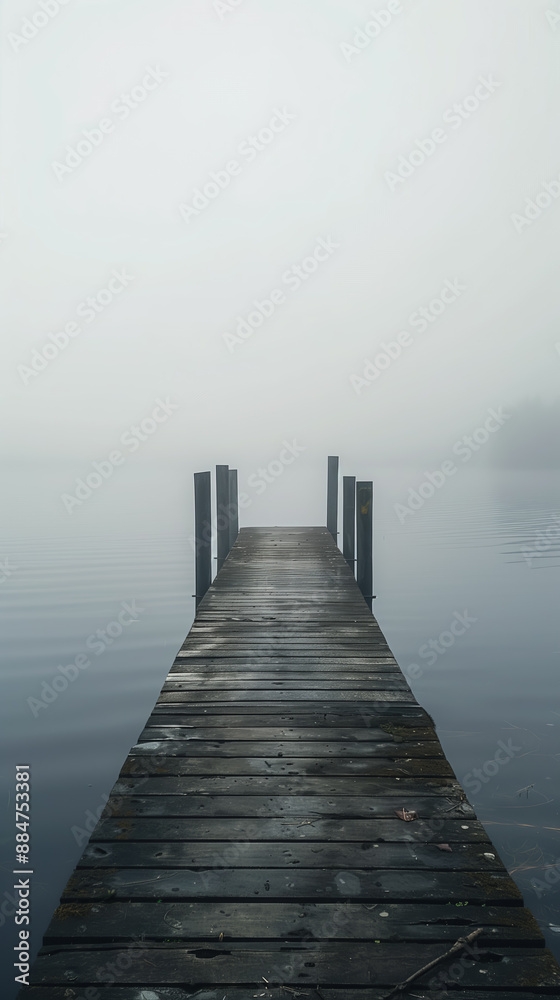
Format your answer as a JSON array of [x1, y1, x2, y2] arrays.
[[2, 0, 560, 480]]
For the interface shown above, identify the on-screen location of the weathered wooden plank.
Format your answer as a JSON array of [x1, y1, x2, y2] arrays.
[[181, 632, 391, 637], [89, 815, 478, 844], [88, 775, 486, 824], [63, 866, 522, 904], [187, 618, 387, 626], [197, 589, 371, 594], [154, 690, 417, 702], [115, 766, 454, 794], [147, 703, 427, 719], [177, 641, 394, 647], [147, 693, 422, 726], [199, 596, 375, 602], [162, 679, 409, 691], [209, 582, 305, 590], [189, 615, 380, 620], [30, 942, 560, 988], [171, 638, 399, 650], [202, 582, 363, 586], [192, 605, 380, 624], [183, 610, 385, 617], [174, 648, 398, 654], [170, 663, 401, 673], [171, 662, 399, 671], [117, 762, 464, 791], [194, 605, 376, 610], [194, 609, 376, 615], [44, 900, 542, 944], [182, 628, 390, 635], [139, 727, 441, 746], [94, 793, 473, 819], [195, 613, 378, 620], [19, 990, 559, 1000], [177, 648, 394, 655], [145, 712, 436, 732], [177, 646, 396, 655], [180, 635, 393, 641], [76, 840, 503, 871], [170, 663, 400, 672], [185, 629, 389, 637], [171, 671, 401, 681], [132, 739, 439, 757], [175, 653, 398, 661], [122, 754, 463, 781]]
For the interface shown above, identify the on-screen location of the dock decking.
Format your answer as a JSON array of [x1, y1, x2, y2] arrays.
[[23, 527, 560, 996]]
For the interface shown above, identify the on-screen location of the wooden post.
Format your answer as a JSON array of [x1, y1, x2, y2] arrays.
[[327, 455, 339, 541], [194, 471, 212, 609], [356, 481, 373, 610], [342, 475, 356, 571], [216, 464, 230, 571], [228, 468, 238, 552]]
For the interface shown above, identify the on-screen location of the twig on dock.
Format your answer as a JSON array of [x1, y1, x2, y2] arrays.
[[379, 927, 483, 999], [118, 871, 181, 887]]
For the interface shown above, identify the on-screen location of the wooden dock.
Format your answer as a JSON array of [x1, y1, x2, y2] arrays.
[[23, 527, 560, 997]]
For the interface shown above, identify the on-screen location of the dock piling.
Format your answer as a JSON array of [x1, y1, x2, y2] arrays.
[[342, 475, 356, 570], [216, 464, 230, 571], [228, 468, 239, 551], [356, 479, 373, 610], [327, 455, 339, 540], [193, 471, 212, 608]]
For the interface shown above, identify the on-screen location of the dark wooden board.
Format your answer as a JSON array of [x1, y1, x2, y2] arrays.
[[132, 739, 440, 757], [154, 690, 417, 703], [139, 727, 441, 746], [89, 813, 480, 844], [63, 866, 523, 904], [161, 679, 409, 691], [187, 624, 385, 628], [194, 614, 380, 621], [115, 766, 465, 794], [181, 639, 392, 646], [180, 637, 392, 644], [177, 647, 397, 657], [19, 990, 560, 1000], [179, 641, 394, 648], [147, 702, 428, 718], [122, 754, 465, 781], [180, 639, 392, 645], [142, 719, 439, 741], [199, 599, 377, 605], [169, 667, 400, 676], [29, 942, 560, 988], [44, 900, 542, 944], [145, 712, 437, 732], [113, 767, 455, 797], [76, 840, 503, 871], [83, 812, 492, 845], [168, 669, 404, 678], [147, 698, 430, 720], [94, 793, 473, 819], [172, 656, 400, 664]]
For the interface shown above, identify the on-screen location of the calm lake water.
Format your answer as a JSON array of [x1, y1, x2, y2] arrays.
[[1, 463, 559, 993]]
